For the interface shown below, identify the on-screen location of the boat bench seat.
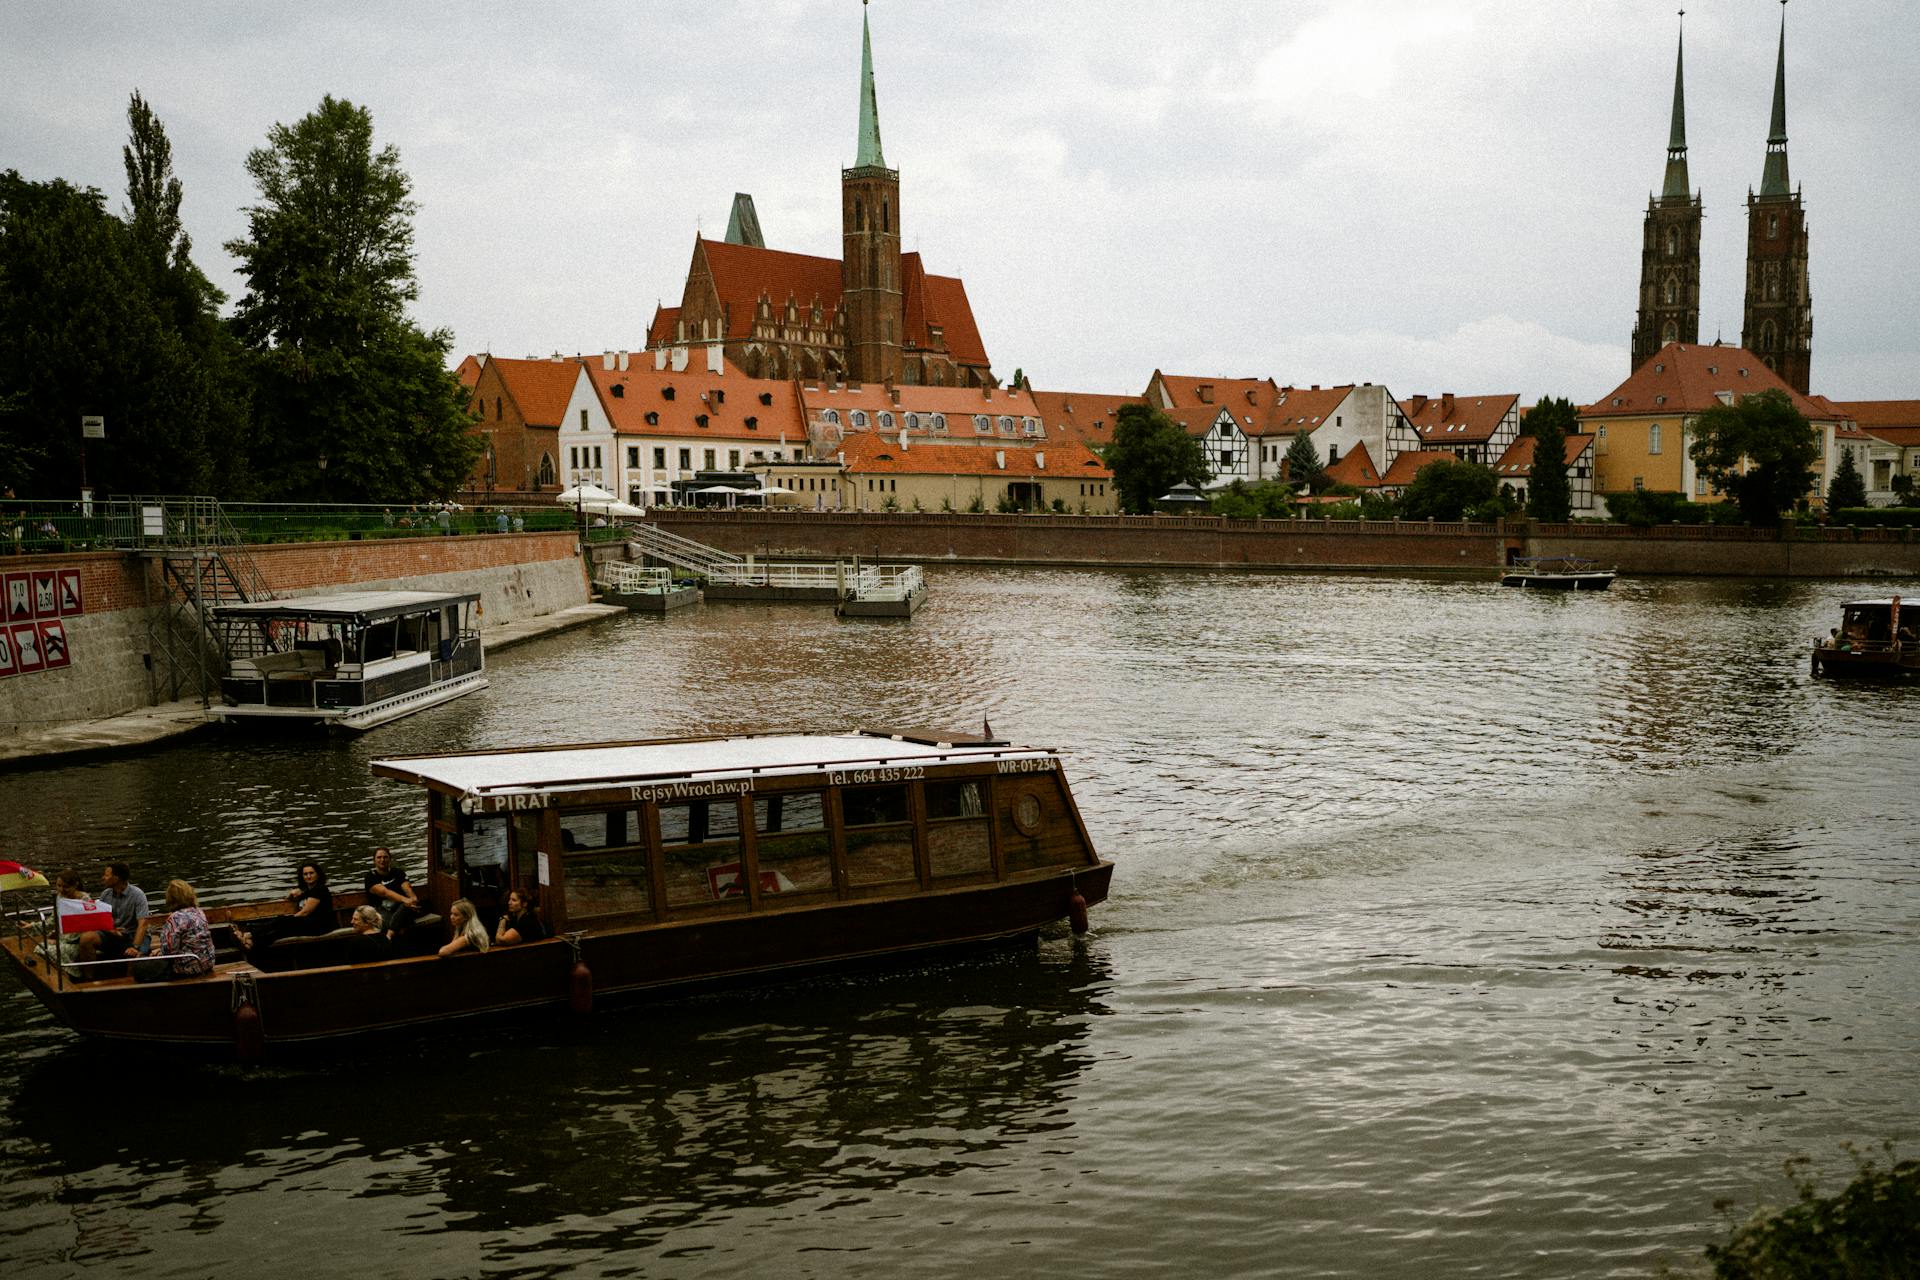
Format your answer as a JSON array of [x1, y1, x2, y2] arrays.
[[255, 913, 446, 971]]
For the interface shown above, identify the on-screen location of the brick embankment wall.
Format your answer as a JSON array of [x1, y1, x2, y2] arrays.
[[636, 511, 1920, 579], [0, 533, 588, 729]]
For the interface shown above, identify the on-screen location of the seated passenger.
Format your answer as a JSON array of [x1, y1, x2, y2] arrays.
[[232, 862, 335, 958], [362, 845, 420, 938], [54, 870, 128, 980], [493, 890, 547, 947], [135, 880, 216, 982], [437, 898, 490, 958], [343, 905, 392, 963], [98, 862, 152, 955]]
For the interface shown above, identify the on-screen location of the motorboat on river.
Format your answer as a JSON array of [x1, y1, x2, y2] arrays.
[[1810, 596, 1917, 677], [209, 590, 487, 731], [0, 728, 1112, 1058], [1500, 556, 1616, 590]]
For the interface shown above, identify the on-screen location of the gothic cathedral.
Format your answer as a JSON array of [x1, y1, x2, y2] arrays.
[[1741, 10, 1813, 394], [1631, 24, 1701, 372]]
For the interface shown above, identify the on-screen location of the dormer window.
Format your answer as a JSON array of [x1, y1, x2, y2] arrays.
[[645, 412, 659, 425], [760, 392, 773, 406], [973, 415, 990, 432], [851, 411, 869, 427], [746, 416, 759, 430], [695, 413, 709, 428], [610, 385, 624, 398], [663, 386, 676, 401], [879, 412, 895, 430], [714, 389, 725, 404]]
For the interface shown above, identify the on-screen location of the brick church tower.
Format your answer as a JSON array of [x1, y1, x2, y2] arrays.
[[1741, 6, 1813, 394], [1631, 21, 1702, 372], [841, 3, 903, 385]]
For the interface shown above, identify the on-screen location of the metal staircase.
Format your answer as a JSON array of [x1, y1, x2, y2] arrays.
[[106, 497, 274, 705], [624, 522, 744, 577]]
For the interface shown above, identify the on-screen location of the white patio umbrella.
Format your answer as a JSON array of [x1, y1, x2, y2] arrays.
[[756, 484, 795, 496], [554, 483, 618, 505], [579, 499, 647, 519]]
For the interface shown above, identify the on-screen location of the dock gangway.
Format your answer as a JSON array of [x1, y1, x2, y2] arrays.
[[624, 523, 744, 577]]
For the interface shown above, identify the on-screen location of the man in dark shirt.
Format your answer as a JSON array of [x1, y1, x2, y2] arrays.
[[343, 906, 392, 963], [363, 846, 419, 939]]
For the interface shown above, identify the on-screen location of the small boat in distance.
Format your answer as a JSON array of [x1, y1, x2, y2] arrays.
[[1811, 595, 1917, 677], [209, 590, 487, 732], [1, 728, 1112, 1058], [1500, 556, 1616, 591]]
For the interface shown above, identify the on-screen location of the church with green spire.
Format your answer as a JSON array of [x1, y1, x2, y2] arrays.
[[1631, 17, 1702, 374], [1741, 5, 1813, 395], [647, 4, 995, 389]]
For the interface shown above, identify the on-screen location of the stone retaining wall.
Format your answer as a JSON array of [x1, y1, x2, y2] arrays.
[[1, 533, 588, 728], [641, 510, 1920, 578]]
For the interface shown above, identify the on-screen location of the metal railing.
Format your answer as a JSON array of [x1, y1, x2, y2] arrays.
[[598, 563, 676, 594], [705, 561, 846, 590], [848, 565, 925, 603], [625, 523, 744, 575]]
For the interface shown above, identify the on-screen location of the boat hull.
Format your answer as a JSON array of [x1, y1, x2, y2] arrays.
[[211, 672, 488, 733], [1500, 572, 1615, 590], [3, 863, 1111, 1053], [1810, 647, 1919, 677]]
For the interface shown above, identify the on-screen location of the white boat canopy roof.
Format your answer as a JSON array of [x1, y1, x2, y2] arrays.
[[214, 590, 480, 624], [373, 731, 1050, 800]]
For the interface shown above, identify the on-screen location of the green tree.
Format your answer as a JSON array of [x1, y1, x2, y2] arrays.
[[1826, 446, 1868, 512], [1687, 388, 1819, 527], [1104, 402, 1206, 514], [1209, 479, 1295, 519], [226, 95, 479, 502], [1399, 458, 1499, 520], [1282, 430, 1327, 493], [1706, 1147, 1919, 1279], [1524, 396, 1577, 523]]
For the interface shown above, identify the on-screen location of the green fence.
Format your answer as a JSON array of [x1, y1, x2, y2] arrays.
[[0, 500, 585, 555]]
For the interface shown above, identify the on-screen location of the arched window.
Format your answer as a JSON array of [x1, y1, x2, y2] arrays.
[[1767, 213, 1780, 238], [1662, 321, 1678, 343], [1663, 276, 1677, 305], [997, 416, 1015, 435], [1665, 227, 1678, 256], [1760, 321, 1777, 352], [1649, 423, 1663, 455], [495, 397, 502, 420], [879, 412, 895, 430], [973, 415, 991, 433], [537, 453, 555, 487], [822, 409, 841, 426], [882, 200, 890, 233], [851, 411, 868, 428], [931, 414, 946, 431], [856, 201, 865, 231]]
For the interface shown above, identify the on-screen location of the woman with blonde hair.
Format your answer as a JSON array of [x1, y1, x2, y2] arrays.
[[136, 880, 215, 982], [437, 898, 490, 957]]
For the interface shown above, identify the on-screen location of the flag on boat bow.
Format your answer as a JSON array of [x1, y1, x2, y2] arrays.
[[56, 895, 113, 933], [0, 859, 49, 891]]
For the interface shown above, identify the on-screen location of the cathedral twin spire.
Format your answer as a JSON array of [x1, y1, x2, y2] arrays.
[[854, 1, 886, 171]]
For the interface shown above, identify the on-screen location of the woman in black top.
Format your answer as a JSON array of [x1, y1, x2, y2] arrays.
[[234, 862, 335, 957], [494, 888, 547, 946]]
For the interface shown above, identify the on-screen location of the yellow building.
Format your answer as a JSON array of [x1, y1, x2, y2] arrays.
[[1580, 341, 1847, 509], [834, 432, 1115, 513]]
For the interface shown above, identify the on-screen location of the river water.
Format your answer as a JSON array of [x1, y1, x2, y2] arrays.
[[2, 567, 1916, 1279]]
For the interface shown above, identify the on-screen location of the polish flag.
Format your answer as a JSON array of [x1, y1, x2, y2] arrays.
[[57, 896, 114, 934]]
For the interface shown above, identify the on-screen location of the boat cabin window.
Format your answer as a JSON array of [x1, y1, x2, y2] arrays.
[[564, 843, 653, 921], [659, 799, 744, 909], [925, 778, 992, 878], [560, 807, 642, 852], [463, 814, 509, 889], [840, 784, 916, 888], [998, 779, 1079, 874], [754, 790, 833, 895]]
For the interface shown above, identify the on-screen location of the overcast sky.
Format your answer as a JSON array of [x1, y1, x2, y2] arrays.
[[5, 0, 1915, 403]]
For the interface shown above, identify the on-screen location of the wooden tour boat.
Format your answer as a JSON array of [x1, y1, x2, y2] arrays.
[[1500, 556, 1616, 591], [0, 729, 1112, 1058], [1810, 595, 1917, 677], [209, 590, 487, 731]]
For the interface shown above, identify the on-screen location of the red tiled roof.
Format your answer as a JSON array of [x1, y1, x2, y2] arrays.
[[482, 356, 590, 428], [454, 354, 485, 388], [590, 359, 806, 443], [1268, 385, 1358, 436], [661, 238, 991, 370], [1028, 390, 1145, 448], [1151, 373, 1349, 439], [1401, 392, 1519, 444], [1324, 441, 1379, 487], [1826, 400, 1920, 447], [1493, 434, 1594, 478], [801, 382, 1041, 423], [1583, 343, 1841, 421], [836, 431, 1109, 480], [1378, 450, 1458, 488]]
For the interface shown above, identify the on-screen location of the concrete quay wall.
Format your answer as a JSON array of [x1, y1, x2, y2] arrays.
[[642, 510, 1920, 579], [1, 533, 589, 729]]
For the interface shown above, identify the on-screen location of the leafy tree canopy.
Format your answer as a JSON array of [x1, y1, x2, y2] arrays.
[[1210, 480, 1295, 519], [1826, 446, 1868, 512], [1398, 458, 1499, 521], [1687, 388, 1819, 527], [226, 95, 478, 501], [1104, 402, 1207, 514], [1706, 1147, 1919, 1279], [1525, 395, 1578, 523], [1282, 430, 1328, 493]]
